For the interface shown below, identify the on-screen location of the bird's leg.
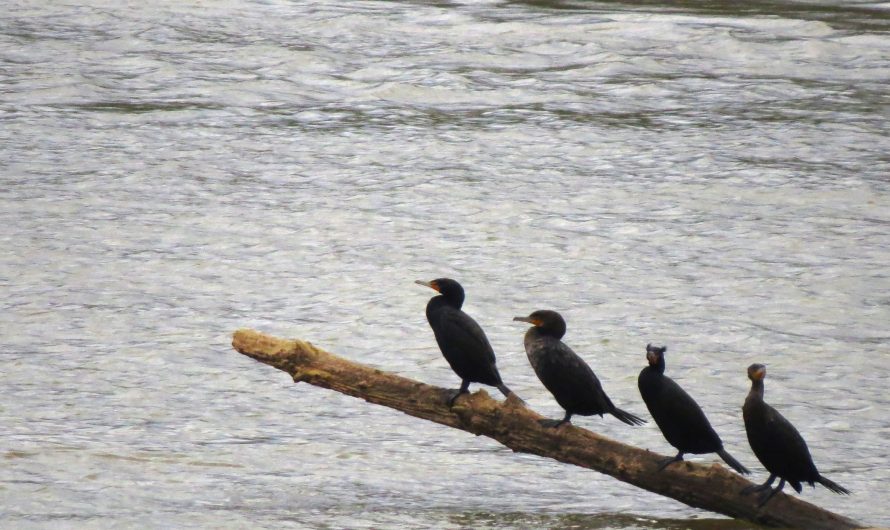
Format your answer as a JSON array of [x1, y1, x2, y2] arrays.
[[741, 473, 777, 496], [757, 478, 785, 507], [657, 451, 684, 471], [539, 411, 572, 428], [448, 380, 471, 407]]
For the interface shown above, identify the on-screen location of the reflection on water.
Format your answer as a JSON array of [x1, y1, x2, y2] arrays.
[[514, 0, 890, 32], [448, 511, 760, 529], [1, 0, 889, 528]]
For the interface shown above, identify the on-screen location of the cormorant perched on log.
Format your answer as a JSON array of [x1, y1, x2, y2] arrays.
[[638, 344, 749, 474], [742, 363, 850, 506], [513, 310, 645, 427], [416, 278, 514, 406]]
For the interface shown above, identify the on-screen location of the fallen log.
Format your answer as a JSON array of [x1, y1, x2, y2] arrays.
[[232, 328, 865, 530]]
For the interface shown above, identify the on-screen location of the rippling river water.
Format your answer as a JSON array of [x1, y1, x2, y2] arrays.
[[2, 0, 889, 528]]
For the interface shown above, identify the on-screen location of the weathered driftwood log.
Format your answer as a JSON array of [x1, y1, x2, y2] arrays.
[[232, 329, 865, 530]]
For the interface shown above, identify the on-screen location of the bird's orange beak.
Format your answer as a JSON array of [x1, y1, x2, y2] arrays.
[[415, 280, 439, 292], [513, 316, 540, 326]]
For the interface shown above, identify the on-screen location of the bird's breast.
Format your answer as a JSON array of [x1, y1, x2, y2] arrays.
[[523, 334, 549, 369]]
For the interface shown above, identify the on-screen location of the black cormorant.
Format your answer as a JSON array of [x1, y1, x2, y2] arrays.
[[638, 344, 749, 474], [416, 278, 514, 406], [513, 310, 645, 427], [742, 363, 850, 506]]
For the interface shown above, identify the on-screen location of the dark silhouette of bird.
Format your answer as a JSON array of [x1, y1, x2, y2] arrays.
[[638, 344, 749, 474], [741, 363, 850, 506], [513, 310, 645, 428], [416, 278, 514, 406]]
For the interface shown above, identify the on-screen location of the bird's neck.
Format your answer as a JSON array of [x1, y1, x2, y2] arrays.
[[524, 327, 541, 342], [525, 327, 558, 349], [440, 292, 463, 309], [541, 322, 566, 340], [748, 379, 764, 400], [428, 294, 462, 311]]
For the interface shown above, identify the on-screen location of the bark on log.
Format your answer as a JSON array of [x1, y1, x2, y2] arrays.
[[232, 329, 865, 530]]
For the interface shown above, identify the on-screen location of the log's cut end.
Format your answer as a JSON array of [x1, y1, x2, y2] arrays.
[[232, 329, 326, 372]]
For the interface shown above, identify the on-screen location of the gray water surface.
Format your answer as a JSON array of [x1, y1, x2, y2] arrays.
[[2, 0, 889, 528]]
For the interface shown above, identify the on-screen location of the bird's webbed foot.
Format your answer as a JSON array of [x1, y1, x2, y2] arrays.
[[755, 488, 777, 507], [656, 453, 684, 471], [741, 475, 783, 506], [740, 474, 777, 496], [754, 479, 785, 507], [538, 418, 570, 428], [740, 483, 771, 495], [447, 389, 469, 408], [539, 411, 572, 428], [447, 381, 472, 408]]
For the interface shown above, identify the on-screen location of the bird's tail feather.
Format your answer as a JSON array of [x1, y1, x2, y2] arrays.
[[818, 475, 850, 495], [496, 383, 525, 404], [716, 448, 750, 475], [611, 407, 646, 426]]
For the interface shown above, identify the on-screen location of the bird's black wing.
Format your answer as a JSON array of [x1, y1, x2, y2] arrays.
[[654, 376, 722, 451], [534, 341, 609, 413], [434, 309, 498, 365], [762, 403, 818, 478]]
